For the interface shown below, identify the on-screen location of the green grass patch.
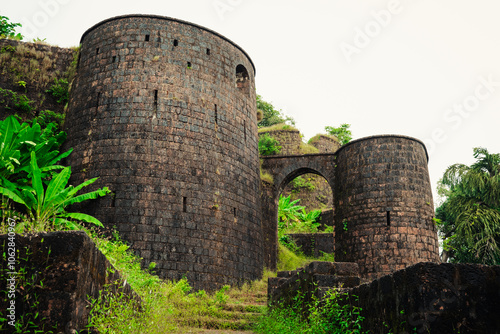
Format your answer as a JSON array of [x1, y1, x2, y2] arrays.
[[258, 123, 299, 133]]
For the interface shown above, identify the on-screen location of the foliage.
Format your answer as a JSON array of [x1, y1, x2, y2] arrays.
[[259, 133, 282, 156], [436, 147, 500, 265], [46, 78, 69, 104], [255, 287, 365, 334], [257, 95, 295, 128], [87, 229, 267, 333], [299, 142, 320, 154], [0, 246, 57, 333], [325, 124, 352, 146], [0, 16, 23, 40], [0, 151, 110, 231], [0, 116, 70, 185], [31, 109, 66, 129], [0, 87, 34, 113], [278, 194, 322, 238], [291, 176, 316, 193], [277, 243, 310, 271]]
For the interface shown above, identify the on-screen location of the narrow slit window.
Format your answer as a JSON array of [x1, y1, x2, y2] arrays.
[[215, 104, 218, 124], [183, 197, 187, 212], [112, 56, 116, 63], [111, 194, 116, 208], [154, 90, 158, 111], [145, 34, 150, 41], [96, 47, 99, 55], [386, 211, 391, 226], [187, 61, 192, 69], [233, 207, 237, 217], [173, 39, 179, 47], [206, 48, 210, 55], [244, 121, 246, 141]]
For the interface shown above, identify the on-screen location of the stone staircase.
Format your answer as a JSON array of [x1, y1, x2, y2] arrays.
[[179, 281, 268, 333]]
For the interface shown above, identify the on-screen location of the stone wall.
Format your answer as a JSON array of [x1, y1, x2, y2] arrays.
[[63, 14, 262, 291], [309, 134, 341, 153], [259, 129, 302, 156], [350, 262, 500, 334], [0, 231, 135, 333], [286, 233, 334, 258], [334, 135, 439, 280], [268, 262, 500, 334], [0, 39, 76, 121], [268, 261, 360, 308]]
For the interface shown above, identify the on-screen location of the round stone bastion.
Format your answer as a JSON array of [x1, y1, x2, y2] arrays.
[[64, 14, 262, 290]]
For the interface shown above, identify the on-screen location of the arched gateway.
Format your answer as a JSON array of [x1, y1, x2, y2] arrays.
[[260, 135, 440, 280]]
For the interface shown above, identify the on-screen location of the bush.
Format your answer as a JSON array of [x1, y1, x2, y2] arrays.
[[259, 133, 282, 156], [46, 78, 69, 104]]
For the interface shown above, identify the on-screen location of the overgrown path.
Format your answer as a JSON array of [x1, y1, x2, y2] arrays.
[[175, 278, 268, 334]]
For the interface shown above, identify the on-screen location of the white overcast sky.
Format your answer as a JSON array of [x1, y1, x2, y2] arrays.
[[3, 0, 500, 206]]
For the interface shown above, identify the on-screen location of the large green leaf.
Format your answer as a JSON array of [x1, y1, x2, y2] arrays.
[[59, 212, 104, 227], [44, 166, 71, 205], [0, 186, 25, 205], [29, 152, 44, 213], [64, 187, 110, 207]]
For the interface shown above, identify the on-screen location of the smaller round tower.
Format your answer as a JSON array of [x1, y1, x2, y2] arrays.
[[334, 135, 439, 281]]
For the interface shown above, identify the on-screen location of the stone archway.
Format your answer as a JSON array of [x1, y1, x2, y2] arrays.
[[260, 153, 336, 270]]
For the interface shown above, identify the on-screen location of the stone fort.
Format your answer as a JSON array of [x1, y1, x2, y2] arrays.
[[61, 14, 439, 290]]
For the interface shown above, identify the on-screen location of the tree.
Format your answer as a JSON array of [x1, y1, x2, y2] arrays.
[[324, 124, 352, 146], [257, 95, 295, 128], [0, 16, 23, 40], [436, 147, 500, 265]]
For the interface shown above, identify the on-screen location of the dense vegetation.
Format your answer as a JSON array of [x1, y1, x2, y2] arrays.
[[436, 147, 500, 265]]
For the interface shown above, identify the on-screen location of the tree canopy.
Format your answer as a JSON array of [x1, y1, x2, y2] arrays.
[[257, 95, 295, 128], [324, 124, 352, 146], [0, 16, 23, 40], [436, 147, 500, 265]]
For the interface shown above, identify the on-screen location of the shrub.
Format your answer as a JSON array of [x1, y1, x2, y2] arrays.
[[259, 133, 282, 156], [46, 78, 69, 104]]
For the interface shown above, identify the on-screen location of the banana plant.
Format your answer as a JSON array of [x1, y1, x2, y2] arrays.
[[0, 116, 72, 185], [0, 151, 110, 230]]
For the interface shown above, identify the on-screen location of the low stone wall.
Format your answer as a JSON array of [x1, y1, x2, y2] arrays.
[[0, 231, 136, 333], [268, 261, 500, 334], [350, 262, 500, 334], [268, 261, 360, 309], [286, 233, 334, 258]]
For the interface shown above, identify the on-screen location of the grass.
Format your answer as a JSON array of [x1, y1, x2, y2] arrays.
[[0, 201, 339, 333], [307, 133, 340, 145], [258, 123, 299, 133], [299, 142, 319, 154], [86, 229, 269, 333]]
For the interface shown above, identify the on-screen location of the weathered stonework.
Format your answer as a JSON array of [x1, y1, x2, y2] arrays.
[[269, 262, 500, 334], [0, 39, 76, 121], [0, 231, 136, 333], [258, 129, 302, 156], [286, 233, 334, 258], [63, 15, 262, 290], [334, 135, 439, 280], [268, 261, 360, 308], [309, 134, 341, 153], [261, 135, 439, 280], [349, 262, 500, 333]]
